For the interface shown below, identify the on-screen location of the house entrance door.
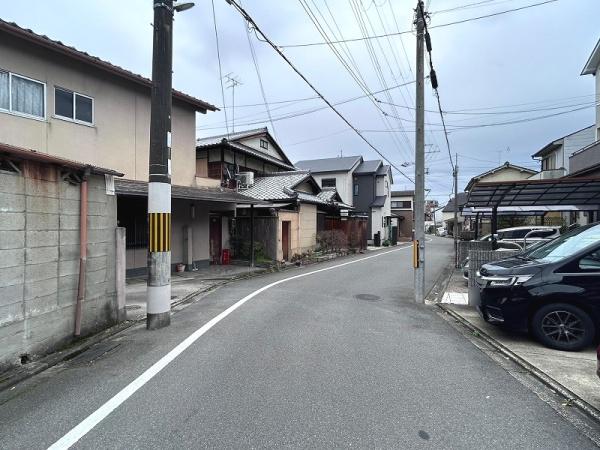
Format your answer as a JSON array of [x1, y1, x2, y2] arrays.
[[209, 216, 222, 264], [282, 221, 291, 261]]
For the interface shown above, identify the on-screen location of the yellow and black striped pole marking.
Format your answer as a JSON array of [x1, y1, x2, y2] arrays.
[[148, 212, 171, 252]]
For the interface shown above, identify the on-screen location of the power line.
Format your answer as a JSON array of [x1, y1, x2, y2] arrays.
[[210, 0, 229, 136], [240, 0, 276, 137], [196, 79, 416, 131], [377, 99, 596, 115], [278, 0, 559, 48], [222, 0, 414, 184]]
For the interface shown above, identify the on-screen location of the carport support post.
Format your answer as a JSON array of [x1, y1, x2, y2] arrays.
[[146, 0, 173, 330], [491, 206, 498, 250], [250, 204, 255, 267]]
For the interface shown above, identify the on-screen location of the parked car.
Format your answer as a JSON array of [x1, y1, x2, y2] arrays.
[[437, 227, 447, 237], [460, 226, 559, 281], [473, 223, 600, 351]]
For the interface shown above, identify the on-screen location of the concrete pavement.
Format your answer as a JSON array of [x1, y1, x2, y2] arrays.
[[0, 237, 598, 449]]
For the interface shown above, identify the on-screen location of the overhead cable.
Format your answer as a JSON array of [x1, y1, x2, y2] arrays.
[[223, 0, 414, 184]]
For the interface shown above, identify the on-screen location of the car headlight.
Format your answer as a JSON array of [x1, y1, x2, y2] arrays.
[[482, 274, 533, 286]]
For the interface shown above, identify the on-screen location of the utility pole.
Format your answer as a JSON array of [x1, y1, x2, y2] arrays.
[[147, 0, 194, 330], [414, 0, 425, 304], [453, 153, 459, 268]]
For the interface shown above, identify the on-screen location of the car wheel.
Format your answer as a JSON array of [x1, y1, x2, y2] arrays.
[[531, 303, 595, 351]]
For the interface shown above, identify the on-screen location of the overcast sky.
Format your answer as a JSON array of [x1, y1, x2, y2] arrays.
[[2, 0, 598, 205]]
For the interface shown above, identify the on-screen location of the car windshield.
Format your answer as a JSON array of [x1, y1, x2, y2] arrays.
[[526, 224, 600, 262]]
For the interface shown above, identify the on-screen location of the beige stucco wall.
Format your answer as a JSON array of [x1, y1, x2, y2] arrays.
[[312, 171, 353, 206], [241, 136, 285, 162], [478, 168, 533, 184], [298, 203, 317, 251], [0, 35, 198, 187], [277, 211, 299, 261]]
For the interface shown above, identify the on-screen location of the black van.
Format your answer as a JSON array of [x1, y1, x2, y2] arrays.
[[474, 223, 600, 351]]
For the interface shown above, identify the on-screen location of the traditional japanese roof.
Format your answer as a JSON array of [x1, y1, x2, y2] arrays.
[[239, 171, 331, 206], [0, 19, 217, 113], [114, 178, 263, 204], [442, 192, 469, 213], [0, 142, 123, 176], [355, 160, 383, 174], [197, 127, 295, 169], [295, 156, 362, 173], [465, 161, 538, 192], [581, 37, 600, 75], [316, 187, 353, 209], [370, 195, 387, 208]]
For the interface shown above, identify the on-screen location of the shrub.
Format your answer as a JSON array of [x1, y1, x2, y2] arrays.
[[382, 239, 390, 247]]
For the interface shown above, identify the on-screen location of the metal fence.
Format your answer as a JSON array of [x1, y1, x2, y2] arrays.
[[457, 240, 492, 266], [467, 249, 520, 288]]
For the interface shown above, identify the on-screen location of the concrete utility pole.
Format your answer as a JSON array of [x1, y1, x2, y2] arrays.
[[147, 0, 194, 329], [414, 1, 426, 304], [453, 153, 459, 267]]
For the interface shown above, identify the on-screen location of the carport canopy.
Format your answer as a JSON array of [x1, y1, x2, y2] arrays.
[[466, 177, 600, 210], [465, 177, 600, 245]]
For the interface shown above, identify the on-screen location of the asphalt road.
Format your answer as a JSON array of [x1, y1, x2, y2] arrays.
[[0, 237, 597, 449]]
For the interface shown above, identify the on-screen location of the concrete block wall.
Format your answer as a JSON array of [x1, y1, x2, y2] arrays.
[[0, 162, 118, 372]]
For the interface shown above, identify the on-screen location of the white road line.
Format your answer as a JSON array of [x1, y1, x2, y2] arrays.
[[48, 245, 411, 450]]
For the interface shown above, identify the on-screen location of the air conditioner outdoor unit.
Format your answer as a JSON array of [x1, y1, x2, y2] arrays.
[[237, 171, 254, 188]]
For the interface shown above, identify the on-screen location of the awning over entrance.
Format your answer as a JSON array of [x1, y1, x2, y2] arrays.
[[466, 178, 600, 209], [115, 178, 265, 205]]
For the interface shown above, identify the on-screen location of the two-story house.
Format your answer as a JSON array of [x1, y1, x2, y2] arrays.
[[198, 129, 351, 261], [447, 162, 538, 236], [0, 18, 268, 367], [390, 190, 414, 240], [530, 126, 596, 179], [295, 156, 393, 245], [0, 19, 267, 278]]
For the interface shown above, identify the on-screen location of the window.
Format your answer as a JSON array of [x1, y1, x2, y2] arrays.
[[578, 250, 600, 272], [354, 183, 359, 196], [0, 70, 45, 119], [260, 139, 268, 150], [322, 178, 336, 188], [391, 201, 411, 209], [54, 87, 93, 124]]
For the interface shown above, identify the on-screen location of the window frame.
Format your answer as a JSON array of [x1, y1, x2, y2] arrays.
[[0, 70, 47, 121], [353, 183, 359, 196], [260, 139, 269, 150], [53, 86, 94, 126], [321, 178, 336, 188]]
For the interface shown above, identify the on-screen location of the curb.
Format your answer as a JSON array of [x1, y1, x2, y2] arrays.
[[0, 247, 394, 394], [425, 262, 455, 303], [437, 303, 600, 425]]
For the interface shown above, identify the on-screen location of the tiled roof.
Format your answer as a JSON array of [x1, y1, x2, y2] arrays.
[[240, 171, 330, 205], [442, 192, 469, 212], [197, 127, 295, 168], [295, 156, 362, 173], [355, 160, 383, 174], [0, 19, 217, 113], [114, 178, 263, 204], [198, 139, 295, 171], [197, 127, 268, 146]]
